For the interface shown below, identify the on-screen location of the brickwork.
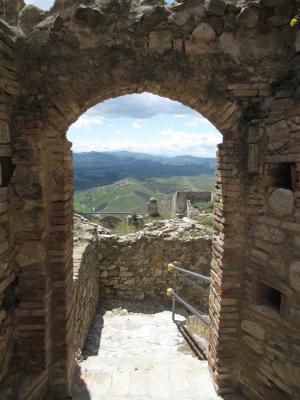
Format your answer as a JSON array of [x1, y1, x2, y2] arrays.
[[238, 83, 300, 400], [0, 20, 20, 399], [0, 0, 299, 399]]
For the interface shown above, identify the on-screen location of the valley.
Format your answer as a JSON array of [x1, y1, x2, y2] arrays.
[[73, 152, 216, 216]]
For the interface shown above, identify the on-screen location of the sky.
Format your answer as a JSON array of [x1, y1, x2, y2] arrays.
[[25, 1, 221, 158], [25, 0, 54, 9], [67, 93, 221, 157]]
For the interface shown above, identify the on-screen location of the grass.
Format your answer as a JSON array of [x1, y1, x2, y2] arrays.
[[115, 221, 138, 236], [114, 214, 169, 236], [74, 175, 216, 217], [192, 201, 214, 213], [199, 215, 213, 227]]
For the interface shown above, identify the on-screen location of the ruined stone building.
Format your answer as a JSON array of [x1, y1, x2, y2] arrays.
[[172, 190, 213, 218], [0, 0, 300, 399]]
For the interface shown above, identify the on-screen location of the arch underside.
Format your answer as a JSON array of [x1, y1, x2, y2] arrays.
[[0, 0, 300, 399]]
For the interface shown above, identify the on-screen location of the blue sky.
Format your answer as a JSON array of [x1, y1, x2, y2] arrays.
[[25, 0, 53, 9], [25, 1, 221, 157], [67, 93, 221, 157]]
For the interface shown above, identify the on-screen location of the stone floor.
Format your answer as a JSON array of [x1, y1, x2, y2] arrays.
[[71, 304, 222, 400]]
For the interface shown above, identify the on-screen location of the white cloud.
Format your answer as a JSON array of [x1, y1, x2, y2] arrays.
[[87, 92, 199, 119], [185, 116, 207, 127], [173, 114, 188, 119], [132, 121, 142, 129], [71, 129, 221, 157], [72, 115, 104, 129], [114, 129, 122, 136]]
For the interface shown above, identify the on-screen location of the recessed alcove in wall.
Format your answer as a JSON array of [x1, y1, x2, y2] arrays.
[[255, 280, 283, 315], [0, 157, 14, 187], [265, 163, 296, 191], [265, 162, 296, 216]]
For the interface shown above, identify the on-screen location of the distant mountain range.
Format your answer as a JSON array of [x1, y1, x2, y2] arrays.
[[73, 151, 216, 190]]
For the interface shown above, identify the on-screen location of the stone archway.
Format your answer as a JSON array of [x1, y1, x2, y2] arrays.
[[0, 0, 300, 399]]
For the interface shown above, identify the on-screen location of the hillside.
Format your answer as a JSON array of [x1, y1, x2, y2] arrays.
[[74, 175, 215, 216], [73, 151, 216, 190]]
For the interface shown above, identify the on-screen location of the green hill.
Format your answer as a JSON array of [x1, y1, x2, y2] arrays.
[[74, 175, 215, 216], [73, 151, 216, 190]]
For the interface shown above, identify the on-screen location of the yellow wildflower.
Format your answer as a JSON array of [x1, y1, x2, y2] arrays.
[[290, 16, 299, 27]]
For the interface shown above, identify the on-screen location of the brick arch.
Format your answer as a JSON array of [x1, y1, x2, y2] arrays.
[[13, 64, 242, 395], [1, 0, 300, 399], [40, 82, 243, 398]]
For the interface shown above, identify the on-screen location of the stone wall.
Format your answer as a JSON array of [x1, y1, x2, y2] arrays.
[[97, 219, 212, 311], [0, 20, 20, 399], [73, 215, 102, 353], [237, 83, 300, 400], [72, 216, 212, 350], [0, 0, 300, 398], [172, 191, 213, 219]]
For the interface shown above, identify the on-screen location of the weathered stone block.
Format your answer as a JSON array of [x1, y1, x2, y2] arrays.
[[265, 120, 289, 139], [149, 31, 172, 53], [5, 0, 25, 17], [204, 0, 226, 16], [15, 241, 45, 267], [296, 31, 300, 54], [219, 32, 240, 61], [0, 121, 10, 144], [192, 22, 216, 44], [19, 5, 45, 34], [268, 188, 295, 216], [185, 40, 211, 56], [290, 261, 300, 291], [241, 320, 265, 340], [248, 143, 259, 173], [236, 7, 259, 28]]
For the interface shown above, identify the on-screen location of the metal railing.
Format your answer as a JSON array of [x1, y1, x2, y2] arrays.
[[167, 263, 210, 326]]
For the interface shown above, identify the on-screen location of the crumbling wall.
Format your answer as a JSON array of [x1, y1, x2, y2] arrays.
[[172, 191, 212, 219], [97, 220, 212, 312]]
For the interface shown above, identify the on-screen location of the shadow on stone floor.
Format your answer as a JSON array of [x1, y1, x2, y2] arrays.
[[82, 312, 104, 358], [97, 298, 189, 315], [71, 309, 105, 398], [71, 362, 92, 399]]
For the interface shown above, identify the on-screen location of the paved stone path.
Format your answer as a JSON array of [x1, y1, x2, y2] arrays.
[[72, 305, 222, 400]]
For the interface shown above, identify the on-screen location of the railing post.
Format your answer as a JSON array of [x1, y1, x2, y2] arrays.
[[168, 263, 176, 321], [172, 271, 176, 321], [167, 262, 210, 326]]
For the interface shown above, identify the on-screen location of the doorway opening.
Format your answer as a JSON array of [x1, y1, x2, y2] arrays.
[[67, 92, 222, 399]]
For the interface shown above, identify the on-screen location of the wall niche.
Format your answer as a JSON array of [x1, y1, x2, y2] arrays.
[[255, 280, 285, 315], [265, 163, 296, 216]]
